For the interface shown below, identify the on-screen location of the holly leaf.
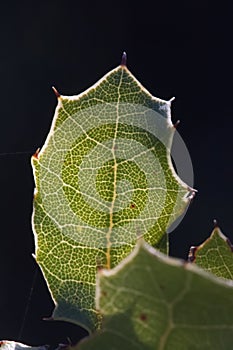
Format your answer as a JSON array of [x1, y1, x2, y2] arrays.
[[32, 57, 191, 331], [189, 226, 233, 280], [76, 240, 233, 350]]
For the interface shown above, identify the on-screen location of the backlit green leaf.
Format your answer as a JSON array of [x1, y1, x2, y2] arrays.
[[32, 62, 191, 331], [77, 240, 233, 350], [189, 226, 233, 280]]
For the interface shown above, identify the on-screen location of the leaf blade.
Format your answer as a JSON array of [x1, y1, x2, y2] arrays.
[[32, 64, 191, 331], [77, 241, 233, 349], [189, 226, 233, 280]]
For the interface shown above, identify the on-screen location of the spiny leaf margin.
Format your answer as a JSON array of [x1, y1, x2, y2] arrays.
[[77, 240, 233, 350], [189, 225, 233, 280], [32, 63, 191, 331]]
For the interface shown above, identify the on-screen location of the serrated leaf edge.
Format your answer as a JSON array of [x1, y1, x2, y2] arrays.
[[188, 226, 233, 262], [96, 239, 233, 311]]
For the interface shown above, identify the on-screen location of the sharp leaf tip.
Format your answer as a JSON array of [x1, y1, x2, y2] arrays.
[[173, 120, 180, 129], [121, 52, 127, 66], [52, 86, 61, 98], [188, 246, 197, 262], [32, 148, 40, 159]]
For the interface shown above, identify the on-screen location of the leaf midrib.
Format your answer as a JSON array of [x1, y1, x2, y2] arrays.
[[106, 67, 124, 269]]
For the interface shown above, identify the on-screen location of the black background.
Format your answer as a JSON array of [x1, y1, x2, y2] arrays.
[[0, 0, 232, 346]]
